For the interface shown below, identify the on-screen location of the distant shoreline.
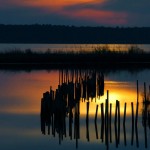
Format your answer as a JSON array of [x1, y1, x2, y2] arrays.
[[0, 25, 150, 44]]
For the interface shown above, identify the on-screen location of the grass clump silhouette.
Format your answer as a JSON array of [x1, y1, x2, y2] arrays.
[[0, 46, 149, 66]]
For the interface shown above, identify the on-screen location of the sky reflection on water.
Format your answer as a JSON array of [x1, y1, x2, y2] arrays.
[[0, 69, 149, 150]]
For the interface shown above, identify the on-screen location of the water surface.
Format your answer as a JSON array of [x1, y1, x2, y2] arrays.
[[0, 69, 150, 150]]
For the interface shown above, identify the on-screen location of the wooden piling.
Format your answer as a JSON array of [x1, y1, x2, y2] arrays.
[[105, 99, 109, 146], [115, 100, 117, 124], [86, 102, 90, 141], [52, 114, 54, 136], [64, 116, 66, 138], [114, 100, 120, 147], [135, 102, 139, 128], [48, 123, 50, 135], [123, 102, 127, 146], [107, 90, 109, 103], [114, 106, 118, 148], [114, 100, 117, 147], [105, 96, 110, 150], [123, 121, 127, 146], [100, 103, 104, 142], [69, 107, 73, 139], [123, 103, 127, 125], [137, 80, 139, 103], [131, 102, 134, 145], [144, 82, 146, 103], [135, 120, 139, 148], [110, 103, 112, 143], [95, 105, 98, 122], [118, 101, 120, 145], [95, 119, 99, 139], [94, 104, 99, 139]]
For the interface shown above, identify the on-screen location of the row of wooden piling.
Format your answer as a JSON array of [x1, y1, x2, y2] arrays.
[[41, 102, 149, 148], [92, 101, 140, 149], [87, 80, 150, 149], [84, 100, 139, 149], [41, 80, 150, 149], [92, 81, 149, 149]]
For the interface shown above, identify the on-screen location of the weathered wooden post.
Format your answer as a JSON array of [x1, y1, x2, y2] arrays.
[[100, 103, 104, 142], [131, 102, 134, 145], [105, 90, 109, 147], [95, 105, 99, 139], [135, 80, 139, 127], [114, 101, 118, 147], [95, 105, 98, 122], [135, 101, 139, 147], [123, 103, 127, 125], [123, 102, 127, 146], [144, 82, 146, 103], [135, 119, 139, 148], [86, 102, 90, 141], [110, 103, 112, 143], [114, 100, 120, 147], [118, 100, 120, 145]]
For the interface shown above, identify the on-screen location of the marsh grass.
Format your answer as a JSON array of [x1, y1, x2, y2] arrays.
[[0, 46, 149, 65]]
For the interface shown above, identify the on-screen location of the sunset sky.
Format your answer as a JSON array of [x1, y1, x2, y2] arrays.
[[0, 0, 149, 26]]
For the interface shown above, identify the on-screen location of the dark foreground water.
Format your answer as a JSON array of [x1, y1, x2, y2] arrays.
[[0, 69, 149, 150]]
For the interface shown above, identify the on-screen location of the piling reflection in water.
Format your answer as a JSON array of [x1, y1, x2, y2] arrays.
[[40, 70, 150, 149], [142, 83, 150, 148], [41, 70, 104, 148]]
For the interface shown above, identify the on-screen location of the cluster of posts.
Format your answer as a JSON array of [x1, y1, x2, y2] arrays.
[[41, 70, 104, 147], [40, 70, 150, 149]]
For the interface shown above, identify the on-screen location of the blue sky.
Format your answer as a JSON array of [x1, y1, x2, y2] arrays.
[[0, 0, 150, 26]]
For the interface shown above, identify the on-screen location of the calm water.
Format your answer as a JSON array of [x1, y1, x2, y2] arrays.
[[0, 69, 150, 150], [0, 44, 150, 52]]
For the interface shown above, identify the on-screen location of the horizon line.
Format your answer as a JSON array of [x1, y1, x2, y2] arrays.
[[0, 24, 150, 28]]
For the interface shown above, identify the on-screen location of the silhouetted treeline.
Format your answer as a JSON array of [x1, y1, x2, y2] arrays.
[[0, 24, 150, 43]]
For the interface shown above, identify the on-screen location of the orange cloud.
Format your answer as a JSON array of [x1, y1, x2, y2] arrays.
[[24, 0, 127, 25], [1, 0, 128, 25], [61, 9, 128, 25], [11, 0, 103, 8]]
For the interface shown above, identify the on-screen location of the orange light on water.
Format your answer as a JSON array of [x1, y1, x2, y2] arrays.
[[0, 71, 59, 114], [79, 80, 143, 116], [0, 71, 144, 117]]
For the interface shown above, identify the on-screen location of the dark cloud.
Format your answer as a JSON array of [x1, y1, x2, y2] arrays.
[[99, 0, 150, 13], [62, 0, 150, 26], [127, 12, 150, 27], [63, 0, 150, 14], [0, 7, 62, 24]]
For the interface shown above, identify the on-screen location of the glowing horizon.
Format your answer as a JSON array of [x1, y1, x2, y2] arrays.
[[0, 71, 144, 116]]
